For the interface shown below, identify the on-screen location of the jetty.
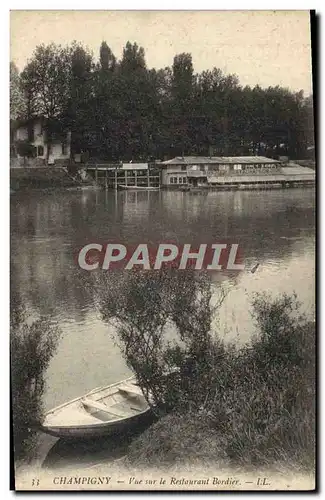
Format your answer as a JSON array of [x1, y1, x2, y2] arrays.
[[85, 157, 315, 191], [85, 163, 160, 189]]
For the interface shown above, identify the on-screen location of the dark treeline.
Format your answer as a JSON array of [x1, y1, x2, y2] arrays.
[[15, 41, 314, 162]]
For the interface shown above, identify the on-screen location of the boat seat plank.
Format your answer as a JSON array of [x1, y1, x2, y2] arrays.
[[119, 385, 144, 397], [82, 398, 127, 418]]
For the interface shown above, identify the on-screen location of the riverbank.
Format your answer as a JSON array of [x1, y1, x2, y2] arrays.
[[10, 187, 315, 484], [123, 322, 315, 475], [10, 165, 315, 193], [22, 307, 314, 478], [10, 166, 95, 191], [27, 294, 314, 477]]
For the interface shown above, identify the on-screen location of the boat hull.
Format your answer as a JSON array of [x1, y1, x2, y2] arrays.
[[40, 376, 152, 440], [41, 409, 152, 439]]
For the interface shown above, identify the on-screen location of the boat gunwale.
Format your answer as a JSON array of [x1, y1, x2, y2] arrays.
[[41, 406, 151, 432], [42, 376, 153, 431], [44, 375, 136, 416], [42, 410, 152, 434]]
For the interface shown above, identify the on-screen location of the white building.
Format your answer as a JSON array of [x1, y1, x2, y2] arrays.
[[160, 156, 281, 187], [14, 117, 71, 164]]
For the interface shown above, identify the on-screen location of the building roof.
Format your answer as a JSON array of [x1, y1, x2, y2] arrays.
[[281, 165, 315, 175], [293, 160, 316, 169], [92, 163, 148, 171], [121, 163, 148, 170], [161, 156, 280, 165]]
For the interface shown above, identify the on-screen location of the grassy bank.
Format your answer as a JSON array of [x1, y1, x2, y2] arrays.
[[124, 300, 315, 472], [12, 267, 315, 474], [10, 166, 93, 190]]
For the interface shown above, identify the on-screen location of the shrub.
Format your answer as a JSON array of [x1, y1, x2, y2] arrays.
[[95, 268, 227, 415], [10, 298, 60, 461], [15, 140, 36, 158], [220, 293, 315, 470], [116, 286, 315, 472]]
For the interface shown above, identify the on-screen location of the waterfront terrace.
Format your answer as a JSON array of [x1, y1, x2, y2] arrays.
[[160, 156, 315, 188]]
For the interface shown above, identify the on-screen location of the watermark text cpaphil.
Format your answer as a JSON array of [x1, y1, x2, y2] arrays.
[[76, 243, 245, 271]]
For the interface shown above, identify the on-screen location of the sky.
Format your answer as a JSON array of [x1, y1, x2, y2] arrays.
[[10, 10, 313, 95]]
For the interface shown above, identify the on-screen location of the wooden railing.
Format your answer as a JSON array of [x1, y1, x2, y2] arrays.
[[85, 163, 161, 188]]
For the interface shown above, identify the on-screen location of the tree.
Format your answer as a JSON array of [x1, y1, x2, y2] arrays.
[[94, 268, 226, 415], [303, 95, 315, 157], [145, 68, 173, 159], [172, 53, 194, 102], [20, 44, 72, 161], [91, 43, 120, 159], [194, 68, 228, 155], [171, 53, 195, 155], [99, 41, 116, 72], [10, 62, 26, 120], [18, 40, 311, 162], [120, 41, 146, 74], [67, 43, 95, 157], [116, 42, 151, 160]]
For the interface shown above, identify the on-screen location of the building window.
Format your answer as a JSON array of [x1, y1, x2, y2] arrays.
[[181, 165, 187, 171], [27, 124, 34, 143], [62, 143, 67, 155], [37, 145, 44, 157], [234, 164, 242, 171], [170, 176, 178, 184]]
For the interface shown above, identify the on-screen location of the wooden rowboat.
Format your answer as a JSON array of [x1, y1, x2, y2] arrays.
[[40, 377, 151, 439]]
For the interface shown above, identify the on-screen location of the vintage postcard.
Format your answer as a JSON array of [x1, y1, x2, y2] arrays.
[[10, 10, 316, 491]]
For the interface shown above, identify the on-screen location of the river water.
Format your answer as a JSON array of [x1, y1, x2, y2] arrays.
[[10, 188, 315, 411]]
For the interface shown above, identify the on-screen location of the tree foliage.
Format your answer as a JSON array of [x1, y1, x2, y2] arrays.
[[10, 294, 60, 461], [20, 44, 72, 159], [99, 41, 116, 72], [10, 62, 26, 120], [124, 292, 315, 472], [94, 268, 226, 416], [20, 44, 71, 119]]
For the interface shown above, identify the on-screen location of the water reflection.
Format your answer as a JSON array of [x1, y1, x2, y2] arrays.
[[10, 188, 315, 409], [42, 414, 156, 470]]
